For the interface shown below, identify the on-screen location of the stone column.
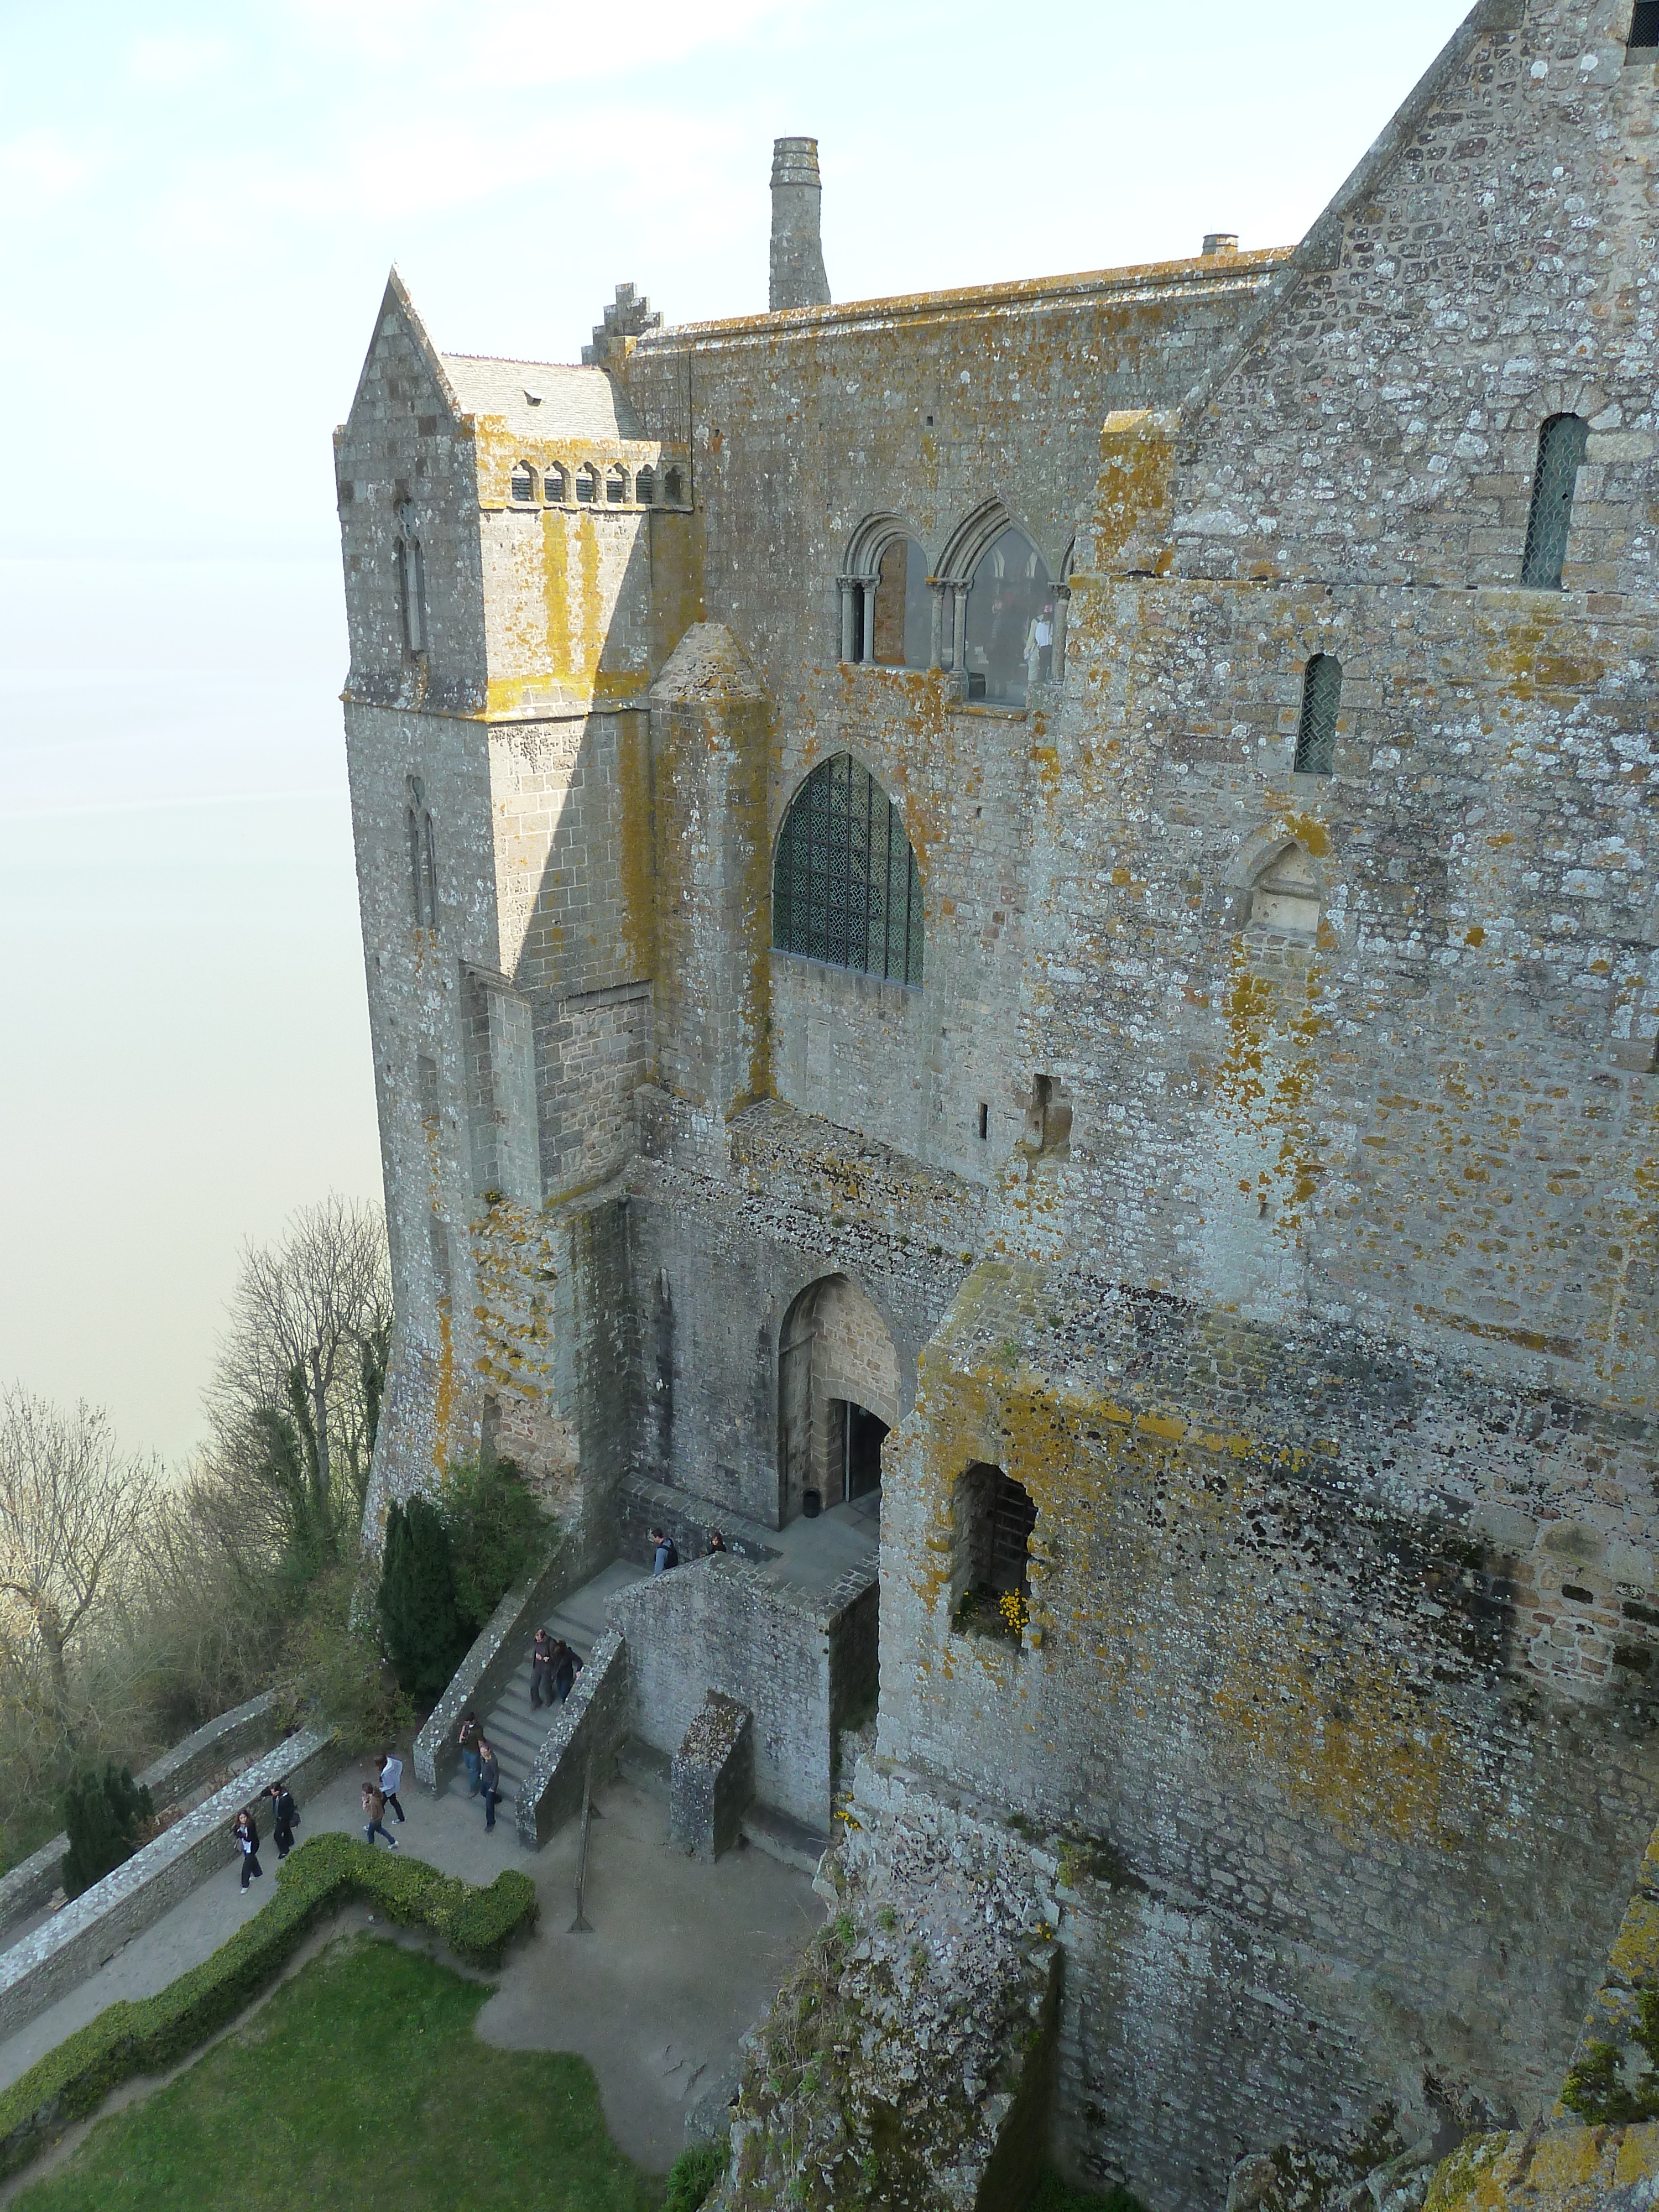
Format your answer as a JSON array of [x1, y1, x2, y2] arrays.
[[859, 578, 878, 665], [951, 583, 970, 673], [648, 624, 774, 1117], [928, 579, 947, 671], [838, 577, 857, 664], [1052, 582, 1072, 682]]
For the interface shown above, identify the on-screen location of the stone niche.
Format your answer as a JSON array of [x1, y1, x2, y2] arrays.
[[669, 1690, 755, 1861]]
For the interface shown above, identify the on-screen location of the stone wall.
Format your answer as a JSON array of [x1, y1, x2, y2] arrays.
[[0, 1691, 284, 1938], [610, 1558, 869, 1830], [0, 1730, 339, 2041]]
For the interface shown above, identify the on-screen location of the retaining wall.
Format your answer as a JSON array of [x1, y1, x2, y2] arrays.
[[414, 1537, 585, 1794], [0, 1690, 285, 1937], [514, 1627, 632, 1848], [0, 1728, 340, 2041]]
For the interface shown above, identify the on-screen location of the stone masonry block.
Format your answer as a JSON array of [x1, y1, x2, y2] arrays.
[[669, 1691, 754, 1862]]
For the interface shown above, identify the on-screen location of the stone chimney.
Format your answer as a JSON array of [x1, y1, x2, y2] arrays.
[[1202, 231, 1240, 256], [770, 137, 831, 312]]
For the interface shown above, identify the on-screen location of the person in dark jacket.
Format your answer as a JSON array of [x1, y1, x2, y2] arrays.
[[477, 1739, 500, 1833], [553, 1639, 583, 1703], [233, 1808, 262, 1890], [706, 1528, 727, 1556], [530, 1626, 555, 1709], [458, 1710, 482, 1795], [267, 1781, 298, 1860], [650, 1526, 678, 1574]]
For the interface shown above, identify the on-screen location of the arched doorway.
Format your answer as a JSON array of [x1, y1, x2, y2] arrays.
[[776, 1274, 901, 1524]]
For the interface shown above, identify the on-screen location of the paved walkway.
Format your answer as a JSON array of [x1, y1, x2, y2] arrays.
[[0, 1743, 822, 2174]]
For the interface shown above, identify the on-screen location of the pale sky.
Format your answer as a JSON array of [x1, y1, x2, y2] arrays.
[[0, 0, 1472, 1462]]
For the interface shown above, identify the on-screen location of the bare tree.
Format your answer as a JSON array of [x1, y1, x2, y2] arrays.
[[0, 1389, 158, 1725], [207, 1196, 392, 1557]]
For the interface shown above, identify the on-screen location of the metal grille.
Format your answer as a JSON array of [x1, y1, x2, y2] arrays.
[[989, 1475, 1036, 1593], [1520, 414, 1589, 589], [772, 752, 924, 987], [1631, 1, 1659, 48], [1293, 653, 1343, 775]]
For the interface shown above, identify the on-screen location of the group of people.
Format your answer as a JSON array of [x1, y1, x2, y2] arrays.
[[529, 1626, 581, 1709], [649, 1524, 726, 1574], [455, 1712, 501, 1830], [230, 1751, 405, 1890]]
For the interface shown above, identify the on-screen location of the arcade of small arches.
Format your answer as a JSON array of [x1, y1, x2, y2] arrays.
[[507, 456, 688, 510], [838, 505, 1069, 707]]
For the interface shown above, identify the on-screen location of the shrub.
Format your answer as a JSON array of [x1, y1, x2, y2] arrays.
[[0, 1834, 538, 2183], [664, 2137, 728, 2212], [376, 1496, 466, 1700], [436, 1457, 549, 1636], [60, 1764, 155, 1900]]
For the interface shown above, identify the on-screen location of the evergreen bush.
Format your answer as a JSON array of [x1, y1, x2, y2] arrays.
[[436, 1457, 549, 1635], [375, 1496, 466, 1700], [60, 1765, 154, 1900]]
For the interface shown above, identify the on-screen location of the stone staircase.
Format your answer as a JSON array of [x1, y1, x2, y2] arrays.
[[445, 1559, 647, 1810]]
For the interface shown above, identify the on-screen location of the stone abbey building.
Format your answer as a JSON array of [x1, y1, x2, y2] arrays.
[[336, 3, 1659, 2200]]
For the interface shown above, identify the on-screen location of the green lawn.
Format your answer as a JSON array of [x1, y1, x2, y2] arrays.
[[14, 1934, 660, 2212]]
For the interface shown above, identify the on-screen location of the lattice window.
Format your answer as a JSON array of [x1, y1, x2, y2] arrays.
[[1630, 1, 1659, 50], [1293, 653, 1342, 775], [1521, 415, 1589, 589], [772, 752, 924, 987]]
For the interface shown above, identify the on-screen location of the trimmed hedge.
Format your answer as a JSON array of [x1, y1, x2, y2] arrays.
[[0, 1832, 536, 2183]]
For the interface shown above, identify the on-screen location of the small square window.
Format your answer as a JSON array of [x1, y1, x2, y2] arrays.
[[1631, 0, 1659, 48]]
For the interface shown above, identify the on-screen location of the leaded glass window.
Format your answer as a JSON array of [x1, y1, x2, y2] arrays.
[[1293, 653, 1342, 775], [772, 753, 924, 987], [1521, 414, 1589, 590]]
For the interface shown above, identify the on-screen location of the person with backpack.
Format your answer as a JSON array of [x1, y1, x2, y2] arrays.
[[267, 1780, 299, 1861], [363, 1780, 398, 1848], [457, 1710, 482, 1796], [650, 1526, 679, 1574], [233, 1807, 262, 1891]]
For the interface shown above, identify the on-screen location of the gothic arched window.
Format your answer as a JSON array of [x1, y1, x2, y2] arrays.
[[509, 462, 535, 503], [963, 525, 1051, 705], [772, 753, 923, 987], [635, 464, 656, 505], [544, 463, 568, 504], [1521, 414, 1589, 589], [1293, 654, 1342, 775]]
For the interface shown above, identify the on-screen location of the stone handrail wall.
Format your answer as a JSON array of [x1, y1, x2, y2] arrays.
[[414, 1536, 582, 1796], [0, 1689, 285, 1937], [514, 1626, 632, 1848], [0, 1726, 340, 2041]]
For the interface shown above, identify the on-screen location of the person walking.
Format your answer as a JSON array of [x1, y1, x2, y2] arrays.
[[553, 1638, 583, 1704], [267, 1780, 298, 1861], [458, 1710, 482, 1795], [477, 1739, 500, 1833], [650, 1526, 679, 1574], [530, 1626, 555, 1709], [233, 1808, 263, 1890], [378, 1750, 405, 1823], [363, 1780, 398, 1848]]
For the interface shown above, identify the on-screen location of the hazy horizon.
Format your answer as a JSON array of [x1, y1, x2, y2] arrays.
[[0, 0, 1472, 1465]]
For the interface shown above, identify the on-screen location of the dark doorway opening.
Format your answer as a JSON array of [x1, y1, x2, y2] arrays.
[[831, 1399, 888, 1503]]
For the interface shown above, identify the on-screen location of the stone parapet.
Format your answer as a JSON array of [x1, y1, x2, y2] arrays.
[[0, 1728, 340, 2041], [670, 1692, 754, 1861], [0, 1689, 285, 1938], [514, 1626, 632, 1848], [415, 1536, 586, 1796]]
